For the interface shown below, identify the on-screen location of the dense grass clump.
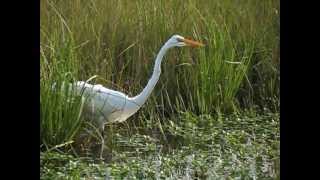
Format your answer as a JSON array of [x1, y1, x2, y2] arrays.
[[40, 34, 85, 147]]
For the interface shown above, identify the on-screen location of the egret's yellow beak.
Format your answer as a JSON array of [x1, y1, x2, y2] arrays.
[[179, 38, 205, 47]]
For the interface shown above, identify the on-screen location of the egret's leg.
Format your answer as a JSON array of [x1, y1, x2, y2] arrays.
[[99, 126, 105, 160]]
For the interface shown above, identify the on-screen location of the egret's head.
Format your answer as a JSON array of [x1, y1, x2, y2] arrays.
[[166, 34, 205, 48]]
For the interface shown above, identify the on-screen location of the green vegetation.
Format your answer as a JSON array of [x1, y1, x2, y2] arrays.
[[40, 0, 279, 179], [41, 112, 279, 179]]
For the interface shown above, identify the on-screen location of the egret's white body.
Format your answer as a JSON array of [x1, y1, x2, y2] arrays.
[[71, 35, 204, 158], [74, 81, 141, 126]]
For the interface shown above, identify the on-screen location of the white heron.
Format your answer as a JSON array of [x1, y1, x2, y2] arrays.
[[74, 34, 204, 158]]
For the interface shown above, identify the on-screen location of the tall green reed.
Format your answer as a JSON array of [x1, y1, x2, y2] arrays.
[[40, 4, 84, 148]]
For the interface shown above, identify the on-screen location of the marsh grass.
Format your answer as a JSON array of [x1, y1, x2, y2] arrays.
[[40, 0, 279, 178], [40, 0, 279, 115]]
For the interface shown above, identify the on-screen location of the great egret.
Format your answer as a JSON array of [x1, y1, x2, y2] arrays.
[[74, 34, 204, 158]]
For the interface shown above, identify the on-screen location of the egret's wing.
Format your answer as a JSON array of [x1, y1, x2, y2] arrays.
[[75, 81, 129, 119]]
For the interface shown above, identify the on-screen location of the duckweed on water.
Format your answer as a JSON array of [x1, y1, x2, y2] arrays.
[[41, 112, 279, 179]]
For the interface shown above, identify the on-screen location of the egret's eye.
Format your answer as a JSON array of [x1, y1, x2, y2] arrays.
[[177, 37, 184, 42]]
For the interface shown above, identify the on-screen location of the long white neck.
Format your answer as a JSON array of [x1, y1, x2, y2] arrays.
[[130, 44, 170, 106]]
